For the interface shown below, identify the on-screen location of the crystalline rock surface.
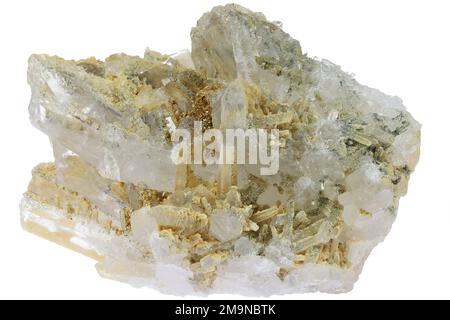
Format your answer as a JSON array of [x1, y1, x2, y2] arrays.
[[21, 4, 421, 295]]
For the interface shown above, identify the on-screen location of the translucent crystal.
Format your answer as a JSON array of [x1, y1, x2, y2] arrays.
[[209, 209, 244, 242], [21, 3, 421, 295]]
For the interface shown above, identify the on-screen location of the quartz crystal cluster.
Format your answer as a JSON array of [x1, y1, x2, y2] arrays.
[[21, 4, 420, 295]]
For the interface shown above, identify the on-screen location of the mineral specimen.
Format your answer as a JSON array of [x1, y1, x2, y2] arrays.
[[21, 4, 420, 295]]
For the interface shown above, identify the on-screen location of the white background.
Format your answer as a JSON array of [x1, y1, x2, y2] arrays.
[[0, 0, 449, 299]]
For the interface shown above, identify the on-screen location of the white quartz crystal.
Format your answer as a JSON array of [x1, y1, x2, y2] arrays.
[[21, 4, 420, 295], [209, 209, 244, 242]]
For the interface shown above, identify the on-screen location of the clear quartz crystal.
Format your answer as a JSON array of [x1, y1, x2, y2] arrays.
[[21, 3, 420, 295]]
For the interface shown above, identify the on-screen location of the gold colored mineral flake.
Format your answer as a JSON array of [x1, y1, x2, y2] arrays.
[[22, 4, 420, 295]]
